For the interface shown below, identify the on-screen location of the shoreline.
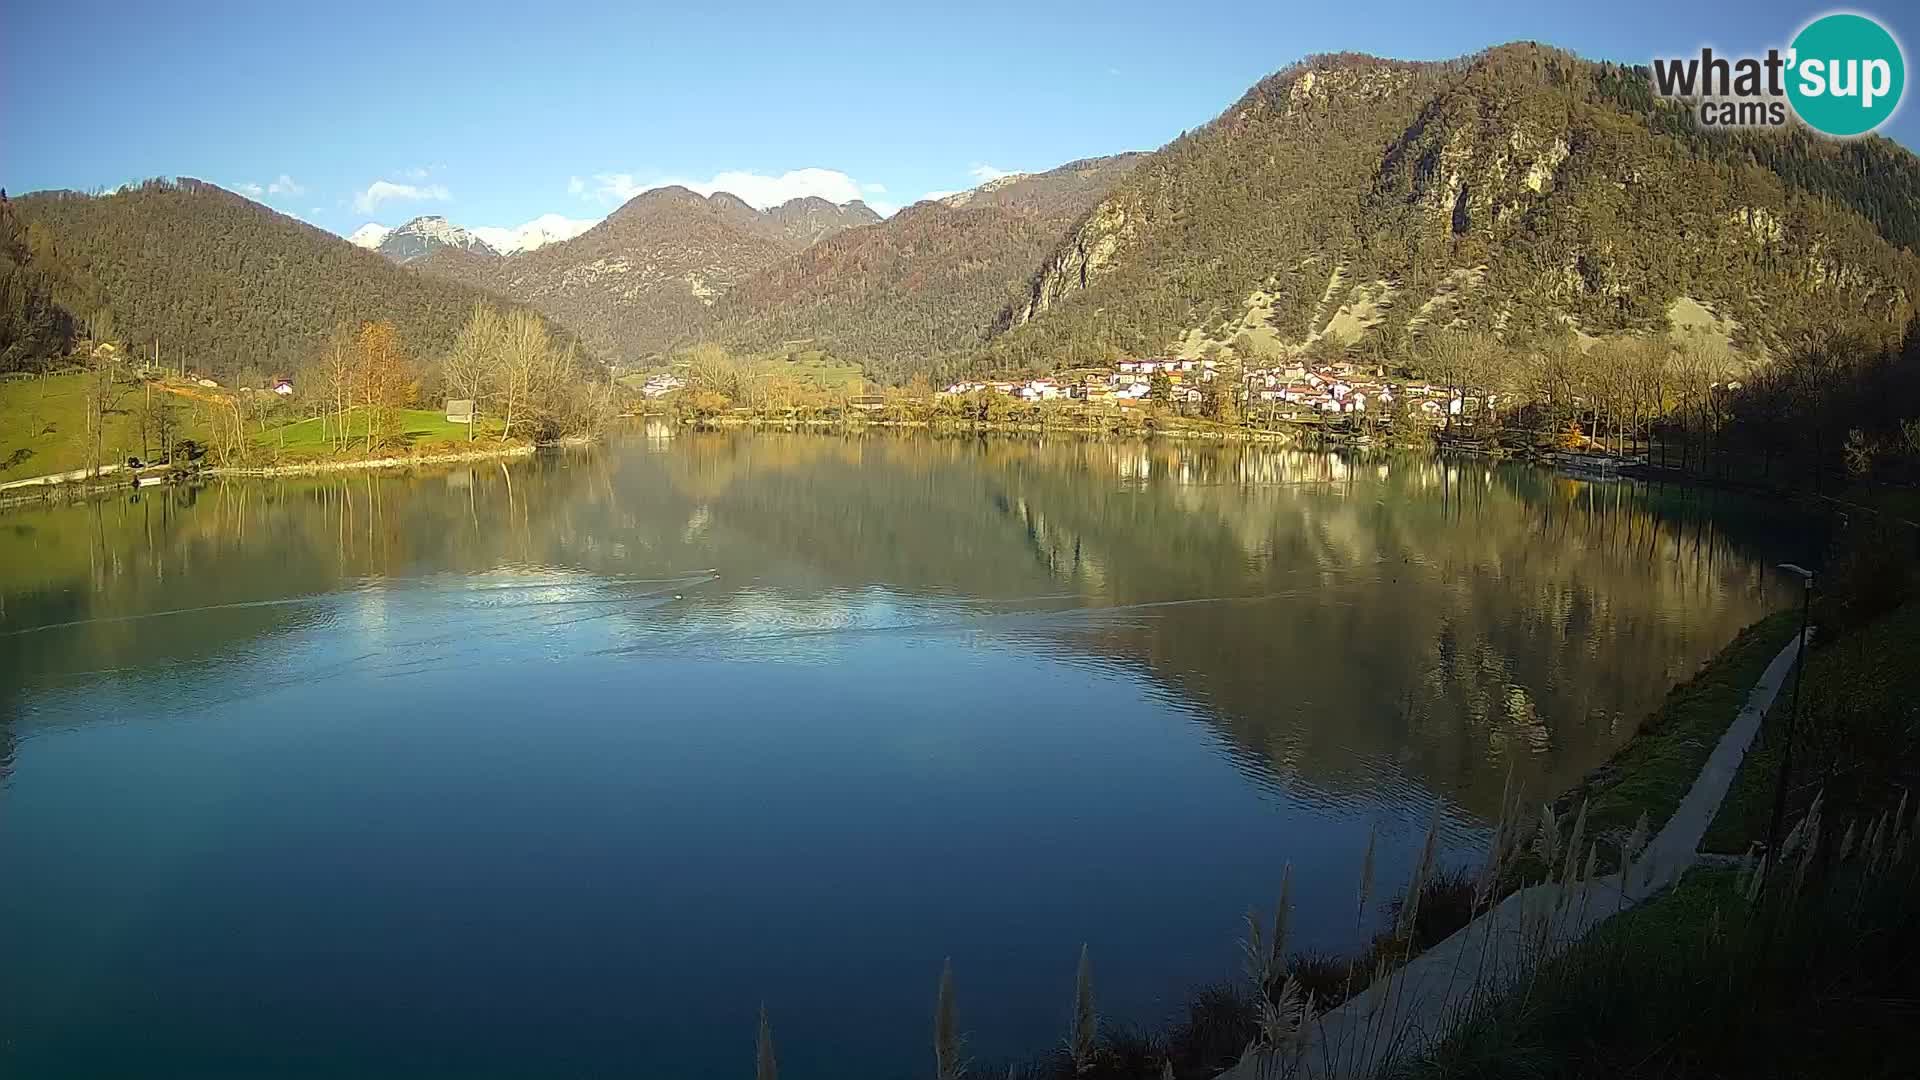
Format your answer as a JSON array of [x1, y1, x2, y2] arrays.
[[209, 442, 536, 477], [674, 413, 1303, 443], [0, 442, 541, 509]]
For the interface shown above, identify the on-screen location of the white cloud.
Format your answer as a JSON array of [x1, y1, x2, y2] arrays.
[[969, 163, 1015, 182], [862, 182, 887, 194], [235, 174, 305, 201], [575, 167, 876, 209], [470, 213, 601, 254], [584, 173, 648, 204], [354, 179, 451, 214], [402, 166, 430, 180], [867, 201, 900, 218]]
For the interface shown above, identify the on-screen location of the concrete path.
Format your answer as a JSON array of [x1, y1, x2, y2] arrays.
[[1226, 630, 1807, 1080], [0, 462, 125, 491]]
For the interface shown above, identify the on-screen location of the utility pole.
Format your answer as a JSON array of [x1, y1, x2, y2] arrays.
[[1764, 563, 1816, 860]]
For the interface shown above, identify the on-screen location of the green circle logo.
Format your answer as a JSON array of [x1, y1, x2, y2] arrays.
[[1787, 13, 1905, 136]]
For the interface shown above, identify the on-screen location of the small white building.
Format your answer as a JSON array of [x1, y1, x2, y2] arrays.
[[641, 373, 685, 398]]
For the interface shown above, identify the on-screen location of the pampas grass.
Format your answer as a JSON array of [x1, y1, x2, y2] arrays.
[[1559, 800, 1589, 892], [756, 1003, 778, 1080], [1070, 944, 1096, 1074], [1396, 811, 1442, 942], [936, 957, 965, 1080], [1358, 823, 1378, 927], [1268, 864, 1293, 981]]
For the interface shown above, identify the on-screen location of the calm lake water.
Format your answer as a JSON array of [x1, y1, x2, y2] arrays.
[[0, 432, 1808, 1078]]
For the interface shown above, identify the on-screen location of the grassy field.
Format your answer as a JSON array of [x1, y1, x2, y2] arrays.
[[0, 371, 201, 477], [258, 407, 505, 458], [2, 372, 515, 480], [621, 349, 868, 394]]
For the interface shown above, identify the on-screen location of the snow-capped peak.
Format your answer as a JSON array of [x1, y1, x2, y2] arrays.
[[391, 215, 486, 249], [347, 223, 394, 249], [347, 213, 597, 260], [471, 213, 599, 255]]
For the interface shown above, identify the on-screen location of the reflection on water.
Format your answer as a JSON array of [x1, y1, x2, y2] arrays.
[[0, 434, 1802, 1078]]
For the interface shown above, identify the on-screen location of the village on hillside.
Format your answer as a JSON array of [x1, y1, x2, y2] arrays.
[[939, 357, 1495, 423]]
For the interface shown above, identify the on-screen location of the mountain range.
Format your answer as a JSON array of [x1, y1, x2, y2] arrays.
[[408, 191, 881, 360], [685, 155, 1145, 382], [9, 41, 1920, 387], [348, 213, 601, 261]]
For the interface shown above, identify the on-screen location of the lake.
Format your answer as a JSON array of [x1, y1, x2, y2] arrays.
[[0, 432, 1807, 1078]]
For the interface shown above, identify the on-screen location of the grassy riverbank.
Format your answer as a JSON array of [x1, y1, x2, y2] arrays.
[[1704, 599, 1920, 855], [1403, 594, 1920, 1079], [1546, 611, 1799, 856], [1401, 856, 1920, 1080], [1, 371, 533, 493]]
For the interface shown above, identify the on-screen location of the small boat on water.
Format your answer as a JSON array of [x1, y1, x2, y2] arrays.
[[135, 474, 167, 488]]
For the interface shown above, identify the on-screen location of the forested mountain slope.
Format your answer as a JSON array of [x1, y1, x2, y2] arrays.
[[8, 179, 561, 377], [418, 188, 878, 363], [988, 44, 1920, 372], [689, 154, 1143, 382]]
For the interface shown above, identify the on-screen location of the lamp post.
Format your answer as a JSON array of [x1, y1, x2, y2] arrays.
[[1764, 562, 1816, 859]]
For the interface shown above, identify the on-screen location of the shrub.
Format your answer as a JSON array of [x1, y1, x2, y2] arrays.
[[1386, 865, 1480, 953]]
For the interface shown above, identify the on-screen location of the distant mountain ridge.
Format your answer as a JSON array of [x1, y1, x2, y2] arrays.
[[687, 154, 1146, 381], [14, 41, 1920, 389], [349, 214, 598, 260], [414, 188, 881, 361]]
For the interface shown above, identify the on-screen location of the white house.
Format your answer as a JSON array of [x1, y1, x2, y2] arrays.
[[641, 373, 685, 398]]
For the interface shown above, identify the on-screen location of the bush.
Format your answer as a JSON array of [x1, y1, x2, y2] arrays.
[[1163, 983, 1256, 1078], [1387, 865, 1480, 953]]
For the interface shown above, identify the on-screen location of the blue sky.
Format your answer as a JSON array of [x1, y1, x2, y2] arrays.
[[3, 0, 1915, 239]]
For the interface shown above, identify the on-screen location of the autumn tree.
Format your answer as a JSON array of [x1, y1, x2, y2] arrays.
[[1207, 357, 1243, 425], [354, 320, 412, 452]]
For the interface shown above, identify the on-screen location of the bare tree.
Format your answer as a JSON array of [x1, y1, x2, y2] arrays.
[[493, 309, 549, 442], [444, 303, 505, 441], [81, 342, 127, 476]]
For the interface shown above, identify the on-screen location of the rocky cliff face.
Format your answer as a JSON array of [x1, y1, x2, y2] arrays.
[[996, 45, 1918, 369], [370, 216, 499, 264], [762, 197, 881, 248]]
